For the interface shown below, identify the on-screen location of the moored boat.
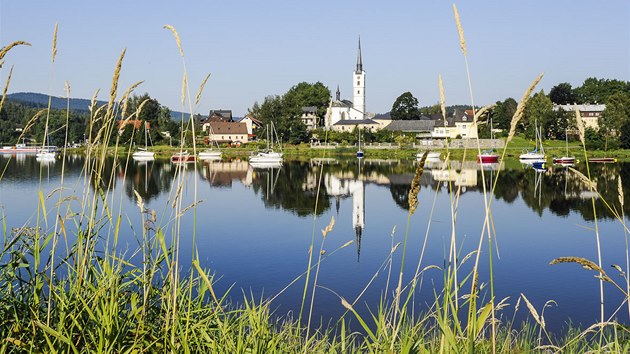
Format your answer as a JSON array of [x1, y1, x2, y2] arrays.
[[552, 157, 576, 165], [133, 149, 155, 161], [198, 149, 222, 160], [418, 151, 440, 160], [1, 143, 39, 153], [171, 151, 196, 163], [477, 150, 499, 164], [588, 157, 617, 163], [250, 150, 283, 164], [132, 123, 155, 161], [520, 123, 545, 161], [251, 122, 283, 164]]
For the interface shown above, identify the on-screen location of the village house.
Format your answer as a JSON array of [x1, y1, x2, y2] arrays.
[[553, 104, 605, 130], [301, 106, 320, 130], [204, 121, 248, 145], [238, 115, 263, 140], [431, 109, 478, 139]]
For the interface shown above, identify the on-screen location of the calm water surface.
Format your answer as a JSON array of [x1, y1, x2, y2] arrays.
[[1, 153, 629, 333]]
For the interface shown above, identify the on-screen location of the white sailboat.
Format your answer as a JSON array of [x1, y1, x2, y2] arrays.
[[36, 122, 57, 160], [519, 122, 545, 161], [133, 122, 155, 161], [250, 121, 283, 167]]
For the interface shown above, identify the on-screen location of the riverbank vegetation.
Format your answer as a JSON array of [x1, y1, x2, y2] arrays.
[[2, 9, 630, 354]]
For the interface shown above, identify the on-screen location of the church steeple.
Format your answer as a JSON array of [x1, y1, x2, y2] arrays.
[[336, 85, 340, 101], [355, 37, 363, 73]]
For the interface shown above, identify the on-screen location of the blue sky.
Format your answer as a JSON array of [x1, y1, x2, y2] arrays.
[[1, 1, 628, 117]]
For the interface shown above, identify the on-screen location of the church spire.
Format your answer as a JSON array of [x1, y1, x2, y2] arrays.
[[355, 36, 363, 73], [336, 85, 340, 101]]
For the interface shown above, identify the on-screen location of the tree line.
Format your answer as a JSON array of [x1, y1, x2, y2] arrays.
[[2, 77, 628, 148]]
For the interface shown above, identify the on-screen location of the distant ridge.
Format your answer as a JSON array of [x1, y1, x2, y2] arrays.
[[5, 92, 188, 120], [6, 92, 101, 112]]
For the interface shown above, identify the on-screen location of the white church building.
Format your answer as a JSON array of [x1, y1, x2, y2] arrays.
[[326, 39, 380, 132]]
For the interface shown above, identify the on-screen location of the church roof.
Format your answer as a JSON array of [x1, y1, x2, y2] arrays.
[[356, 37, 363, 73], [331, 99, 353, 108]]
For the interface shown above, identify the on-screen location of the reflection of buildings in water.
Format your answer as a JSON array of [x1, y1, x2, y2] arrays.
[[324, 173, 364, 261], [430, 169, 477, 188], [200, 159, 253, 187]]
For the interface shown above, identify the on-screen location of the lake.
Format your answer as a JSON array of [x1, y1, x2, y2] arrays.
[[1, 153, 629, 334]]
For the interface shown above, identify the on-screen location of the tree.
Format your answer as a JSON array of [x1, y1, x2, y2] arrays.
[[492, 98, 517, 131], [248, 82, 330, 144], [419, 103, 441, 116], [523, 90, 553, 139], [390, 92, 420, 120], [619, 122, 630, 149], [548, 108, 573, 140], [600, 92, 630, 134], [574, 77, 630, 104], [599, 92, 630, 149], [549, 83, 575, 104]]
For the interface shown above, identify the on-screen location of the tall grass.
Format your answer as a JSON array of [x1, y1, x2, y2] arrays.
[[3, 7, 630, 354]]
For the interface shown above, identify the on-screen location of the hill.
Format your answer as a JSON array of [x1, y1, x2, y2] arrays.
[[5, 92, 188, 120]]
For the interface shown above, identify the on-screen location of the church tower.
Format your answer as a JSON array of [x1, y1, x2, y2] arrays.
[[352, 37, 365, 119]]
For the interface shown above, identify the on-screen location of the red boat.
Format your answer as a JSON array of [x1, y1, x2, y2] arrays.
[[477, 150, 499, 164], [588, 157, 617, 163], [171, 151, 196, 163], [552, 157, 576, 164]]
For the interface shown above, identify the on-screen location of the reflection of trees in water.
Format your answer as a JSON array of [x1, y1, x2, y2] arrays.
[[490, 163, 629, 221], [250, 161, 331, 217], [12, 154, 629, 222], [0, 154, 85, 182], [122, 160, 167, 203]]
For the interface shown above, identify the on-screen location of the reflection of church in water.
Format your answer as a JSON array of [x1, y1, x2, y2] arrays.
[[324, 166, 365, 261]]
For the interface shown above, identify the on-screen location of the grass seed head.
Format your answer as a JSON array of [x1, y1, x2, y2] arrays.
[[52, 22, 58, 63], [452, 4, 467, 56], [618, 176, 624, 207], [507, 73, 544, 143], [409, 152, 428, 215], [439, 74, 446, 121], [0, 65, 14, 113], [195, 73, 211, 106], [164, 24, 185, 58], [0, 41, 31, 62]]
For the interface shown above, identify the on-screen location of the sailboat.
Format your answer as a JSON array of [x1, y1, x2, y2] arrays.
[[36, 127, 56, 161], [198, 125, 222, 160], [250, 121, 283, 167], [133, 121, 155, 161], [519, 122, 546, 161], [552, 129, 575, 165], [477, 113, 499, 163], [357, 127, 364, 158]]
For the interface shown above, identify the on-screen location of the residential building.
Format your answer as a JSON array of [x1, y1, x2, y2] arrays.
[[553, 104, 605, 130], [205, 121, 248, 144], [200, 110, 233, 132], [239, 115, 263, 140], [431, 109, 478, 139], [301, 106, 319, 130]]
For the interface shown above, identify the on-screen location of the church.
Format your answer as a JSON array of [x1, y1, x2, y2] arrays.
[[325, 39, 380, 132]]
